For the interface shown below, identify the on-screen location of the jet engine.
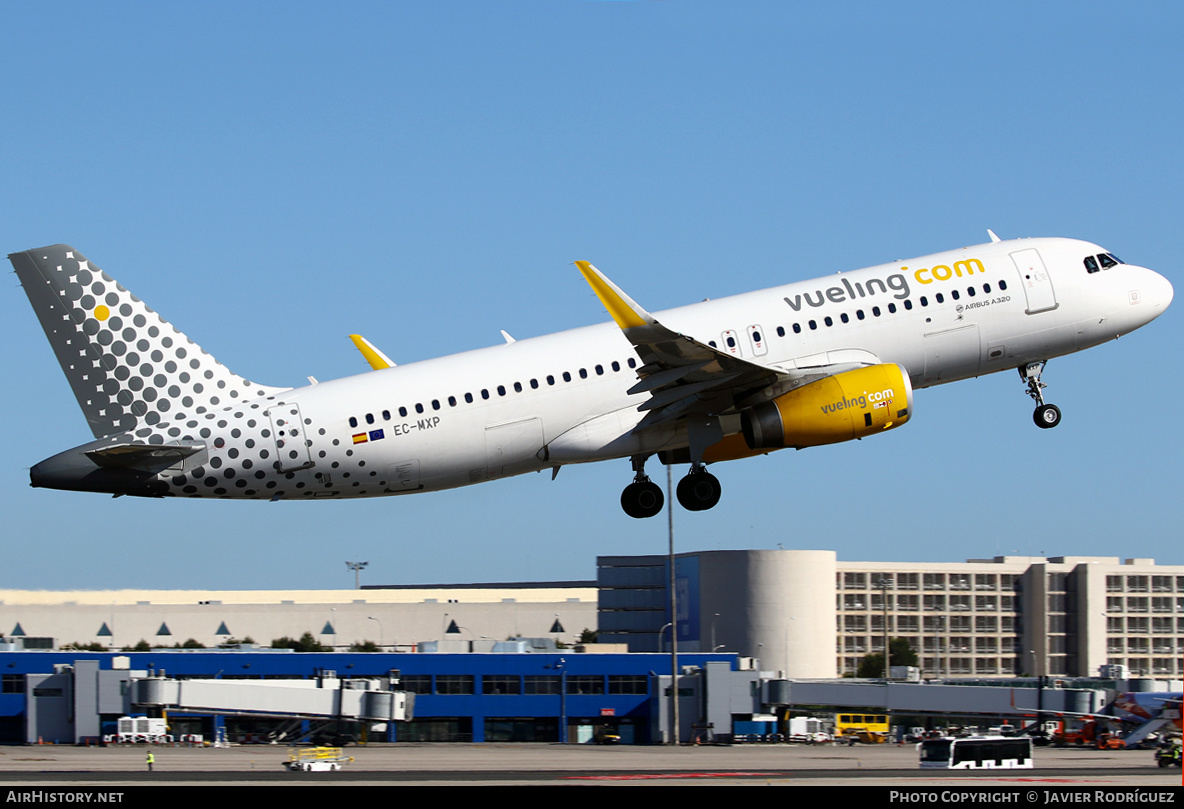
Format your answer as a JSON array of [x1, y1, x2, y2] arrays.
[[740, 363, 913, 449]]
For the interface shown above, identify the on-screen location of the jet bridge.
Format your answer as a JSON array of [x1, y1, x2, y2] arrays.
[[132, 671, 413, 724], [764, 679, 1105, 718]]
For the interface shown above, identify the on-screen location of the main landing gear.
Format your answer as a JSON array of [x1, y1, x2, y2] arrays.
[[620, 455, 664, 519], [676, 466, 721, 512], [1020, 361, 1062, 429], [620, 456, 722, 518]]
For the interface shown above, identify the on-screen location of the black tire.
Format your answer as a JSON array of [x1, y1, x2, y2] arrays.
[[1034, 403, 1062, 429], [676, 471, 722, 511], [621, 481, 664, 519]]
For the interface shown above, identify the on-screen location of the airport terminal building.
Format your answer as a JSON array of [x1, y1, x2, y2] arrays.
[[1, 551, 1180, 681], [0, 550, 1179, 744]]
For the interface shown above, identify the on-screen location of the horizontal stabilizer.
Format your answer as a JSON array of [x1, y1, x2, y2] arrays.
[[85, 442, 204, 469]]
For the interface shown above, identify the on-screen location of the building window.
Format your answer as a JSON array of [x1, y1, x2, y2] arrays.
[[608, 675, 648, 695], [524, 676, 560, 695], [435, 675, 475, 695], [401, 675, 432, 694], [566, 675, 604, 695], [482, 675, 521, 695]]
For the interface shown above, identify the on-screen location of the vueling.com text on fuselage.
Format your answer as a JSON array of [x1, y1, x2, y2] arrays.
[[783, 257, 986, 311]]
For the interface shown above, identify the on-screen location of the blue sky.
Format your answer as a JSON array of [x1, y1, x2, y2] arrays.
[[2, 2, 1180, 591]]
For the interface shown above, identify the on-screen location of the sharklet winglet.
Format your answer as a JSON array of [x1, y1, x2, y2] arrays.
[[349, 334, 396, 370], [575, 261, 652, 331]]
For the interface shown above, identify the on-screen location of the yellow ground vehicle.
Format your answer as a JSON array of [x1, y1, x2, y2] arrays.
[[284, 746, 354, 772], [836, 713, 889, 744]]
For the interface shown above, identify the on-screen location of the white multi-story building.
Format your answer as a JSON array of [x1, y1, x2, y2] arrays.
[[597, 551, 1183, 679]]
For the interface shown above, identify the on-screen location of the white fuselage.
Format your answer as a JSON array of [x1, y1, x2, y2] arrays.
[[26, 236, 1173, 501]]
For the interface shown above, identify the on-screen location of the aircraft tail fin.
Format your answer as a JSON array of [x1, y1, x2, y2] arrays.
[[9, 244, 288, 439]]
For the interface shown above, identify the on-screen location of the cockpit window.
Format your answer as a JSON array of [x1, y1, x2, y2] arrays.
[[1086, 253, 1125, 273]]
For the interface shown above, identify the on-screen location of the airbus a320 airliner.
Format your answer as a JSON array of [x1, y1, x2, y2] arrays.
[[10, 233, 1172, 518]]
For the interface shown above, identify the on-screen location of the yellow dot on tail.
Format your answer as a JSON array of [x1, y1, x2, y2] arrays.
[[94, 305, 110, 321]]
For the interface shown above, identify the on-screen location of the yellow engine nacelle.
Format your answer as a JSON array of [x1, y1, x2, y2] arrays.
[[741, 363, 913, 449]]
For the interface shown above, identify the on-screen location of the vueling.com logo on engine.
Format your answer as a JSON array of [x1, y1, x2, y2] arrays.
[[820, 388, 895, 414]]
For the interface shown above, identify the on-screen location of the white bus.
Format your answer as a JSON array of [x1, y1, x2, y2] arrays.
[[919, 736, 1034, 769]]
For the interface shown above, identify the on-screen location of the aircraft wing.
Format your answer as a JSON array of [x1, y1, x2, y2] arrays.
[[576, 262, 877, 428]]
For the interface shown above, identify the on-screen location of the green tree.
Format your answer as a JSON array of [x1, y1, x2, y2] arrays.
[[856, 637, 919, 678], [271, 632, 329, 652], [348, 640, 381, 652]]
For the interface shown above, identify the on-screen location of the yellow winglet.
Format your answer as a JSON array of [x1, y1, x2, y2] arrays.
[[349, 334, 396, 370], [575, 261, 651, 330]]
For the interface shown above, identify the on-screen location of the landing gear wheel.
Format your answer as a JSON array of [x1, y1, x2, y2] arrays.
[[621, 480, 664, 519], [676, 470, 721, 512], [1033, 403, 1062, 429]]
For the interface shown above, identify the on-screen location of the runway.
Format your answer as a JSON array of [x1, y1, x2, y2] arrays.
[[0, 742, 1177, 787]]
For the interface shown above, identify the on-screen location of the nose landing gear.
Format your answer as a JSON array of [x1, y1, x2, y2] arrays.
[[1020, 361, 1062, 429]]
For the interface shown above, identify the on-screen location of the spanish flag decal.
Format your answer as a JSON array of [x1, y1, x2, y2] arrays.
[[352, 433, 368, 444]]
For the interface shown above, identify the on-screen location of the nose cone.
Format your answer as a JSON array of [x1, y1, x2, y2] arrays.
[[1147, 269, 1174, 313]]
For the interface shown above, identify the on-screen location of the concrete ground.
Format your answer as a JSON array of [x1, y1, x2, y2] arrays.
[[0, 741, 1178, 786]]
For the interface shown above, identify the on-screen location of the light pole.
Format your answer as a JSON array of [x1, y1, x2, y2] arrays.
[[346, 561, 368, 589], [368, 616, 384, 650], [666, 464, 679, 745], [873, 577, 892, 678]]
